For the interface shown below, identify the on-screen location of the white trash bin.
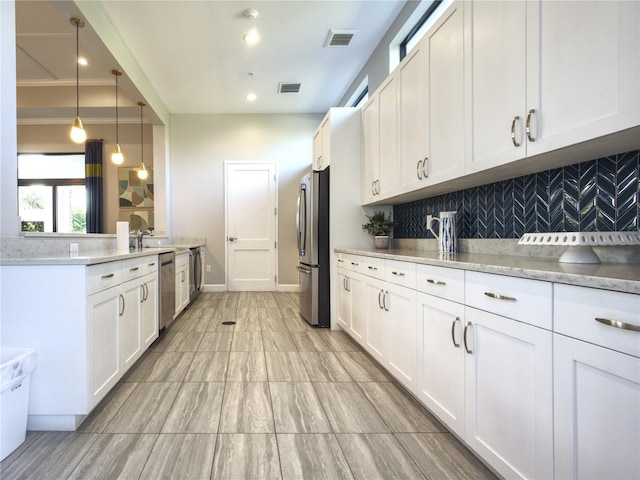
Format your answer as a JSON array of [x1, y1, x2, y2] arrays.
[[1, 348, 37, 461]]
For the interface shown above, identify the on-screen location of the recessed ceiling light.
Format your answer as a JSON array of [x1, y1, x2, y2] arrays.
[[242, 8, 259, 20], [246, 92, 257, 101], [243, 29, 259, 45], [78, 57, 88, 66]]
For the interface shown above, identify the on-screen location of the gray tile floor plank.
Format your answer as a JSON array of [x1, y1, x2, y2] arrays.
[[234, 310, 261, 331], [122, 351, 160, 381], [313, 382, 389, 433], [161, 381, 225, 433], [270, 382, 332, 433], [336, 433, 426, 480], [212, 433, 281, 479], [318, 330, 363, 352], [291, 331, 332, 351], [0, 432, 99, 480], [143, 351, 195, 382], [78, 381, 138, 433], [219, 382, 275, 433], [226, 351, 268, 381], [177, 312, 213, 332], [262, 331, 298, 351], [265, 351, 310, 381], [67, 433, 157, 480], [184, 351, 229, 381], [278, 433, 354, 480], [199, 331, 233, 351], [396, 433, 497, 480], [282, 314, 311, 332], [162, 331, 203, 352], [105, 382, 181, 433], [139, 433, 217, 480], [358, 382, 446, 433], [231, 331, 264, 351], [334, 351, 394, 382], [299, 351, 353, 382]]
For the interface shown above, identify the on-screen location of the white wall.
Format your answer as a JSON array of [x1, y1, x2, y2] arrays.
[[169, 114, 323, 288]]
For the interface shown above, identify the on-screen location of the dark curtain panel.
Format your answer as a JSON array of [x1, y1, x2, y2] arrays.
[[85, 139, 104, 233]]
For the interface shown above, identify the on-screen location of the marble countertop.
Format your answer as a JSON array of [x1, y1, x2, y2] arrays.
[[0, 246, 179, 266], [336, 248, 640, 294]]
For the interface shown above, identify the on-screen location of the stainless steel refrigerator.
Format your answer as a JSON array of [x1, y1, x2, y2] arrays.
[[296, 168, 330, 327]]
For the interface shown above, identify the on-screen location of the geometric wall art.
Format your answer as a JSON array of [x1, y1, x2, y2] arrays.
[[118, 167, 154, 208], [118, 209, 155, 231]]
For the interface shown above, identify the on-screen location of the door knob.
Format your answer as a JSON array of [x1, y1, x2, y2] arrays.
[[228, 236, 238, 242]]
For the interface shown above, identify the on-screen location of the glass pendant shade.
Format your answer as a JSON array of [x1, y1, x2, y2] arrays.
[[111, 144, 124, 165], [70, 116, 86, 143], [137, 162, 148, 180]]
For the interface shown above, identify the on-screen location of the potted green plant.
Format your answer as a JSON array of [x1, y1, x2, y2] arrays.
[[362, 211, 395, 249]]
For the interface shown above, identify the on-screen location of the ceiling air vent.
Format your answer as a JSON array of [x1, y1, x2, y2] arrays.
[[278, 82, 301, 94], [324, 29, 357, 47]]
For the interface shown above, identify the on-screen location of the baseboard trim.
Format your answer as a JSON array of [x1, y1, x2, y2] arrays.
[[202, 284, 226, 292], [277, 284, 300, 292]]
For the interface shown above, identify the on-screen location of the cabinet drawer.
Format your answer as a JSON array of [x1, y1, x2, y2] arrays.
[[554, 284, 640, 358], [465, 271, 552, 330], [87, 262, 122, 295], [176, 252, 190, 268], [121, 256, 152, 282], [416, 264, 464, 303], [361, 256, 386, 279], [338, 254, 363, 274], [385, 260, 416, 289]]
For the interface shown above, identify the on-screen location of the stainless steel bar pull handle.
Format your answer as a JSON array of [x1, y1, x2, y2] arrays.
[[351, 262, 359, 266], [511, 115, 521, 147], [140, 285, 145, 303], [416, 159, 423, 180], [463, 322, 473, 354], [484, 292, 516, 301], [378, 290, 383, 309], [595, 317, 640, 332], [422, 157, 429, 178], [391, 271, 405, 276], [427, 279, 446, 285], [526, 109, 536, 142], [130, 267, 139, 272], [101, 273, 115, 279], [451, 317, 461, 348], [372, 181, 376, 196], [368, 266, 377, 271], [119, 294, 125, 316], [346, 277, 350, 292], [383, 291, 389, 312]]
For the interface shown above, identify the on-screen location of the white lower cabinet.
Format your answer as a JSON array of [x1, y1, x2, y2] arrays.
[[175, 252, 190, 317], [363, 276, 388, 364], [87, 285, 121, 407], [386, 283, 417, 392], [416, 292, 465, 437], [120, 278, 142, 370], [336, 268, 350, 331], [464, 306, 553, 480], [337, 268, 365, 345], [140, 272, 159, 349]]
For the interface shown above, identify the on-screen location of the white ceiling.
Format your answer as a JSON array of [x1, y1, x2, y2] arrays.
[[16, 0, 407, 122]]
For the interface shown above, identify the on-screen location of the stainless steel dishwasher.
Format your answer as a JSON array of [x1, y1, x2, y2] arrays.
[[159, 251, 176, 329]]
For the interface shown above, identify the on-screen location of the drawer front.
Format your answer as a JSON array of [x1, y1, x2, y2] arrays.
[[465, 271, 552, 330], [87, 261, 122, 295], [176, 252, 190, 268], [144, 255, 159, 275], [554, 284, 640, 358], [385, 260, 416, 289], [416, 264, 464, 303], [360, 256, 386, 280], [121, 256, 152, 282]]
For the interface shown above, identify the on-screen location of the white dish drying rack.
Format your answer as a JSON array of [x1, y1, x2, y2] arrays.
[[518, 231, 640, 264]]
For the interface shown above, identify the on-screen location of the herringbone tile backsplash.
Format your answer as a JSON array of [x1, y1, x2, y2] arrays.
[[393, 150, 639, 239]]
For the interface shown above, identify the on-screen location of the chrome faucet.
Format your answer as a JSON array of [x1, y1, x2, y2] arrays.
[[136, 228, 153, 250]]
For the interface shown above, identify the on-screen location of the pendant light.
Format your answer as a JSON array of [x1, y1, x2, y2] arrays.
[[137, 102, 148, 180], [69, 18, 86, 143], [111, 69, 124, 164]]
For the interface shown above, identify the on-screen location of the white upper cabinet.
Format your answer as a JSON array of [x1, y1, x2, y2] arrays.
[[362, 72, 399, 203], [381, 0, 467, 201], [313, 114, 331, 171], [468, 0, 640, 173]]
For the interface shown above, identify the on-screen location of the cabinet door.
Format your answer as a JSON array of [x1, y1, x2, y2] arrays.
[[528, 1, 640, 156], [467, 0, 527, 172], [399, 43, 428, 188], [362, 95, 380, 203], [87, 286, 121, 408], [336, 269, 350, 330], [140, 273, 158, 349], [464, 307, 553, 480], [312, 127, 323, 170], [416, 292, 465, 437], [386, 284, 417, 392], [348, 273, 365, 346], [554, 334, 640, 480], [121, 279, 142, 370], [424, 1, 466, 185], [320, 116, 331, 169], [378, 73, 399, 196], [363, 277, 387, 364]]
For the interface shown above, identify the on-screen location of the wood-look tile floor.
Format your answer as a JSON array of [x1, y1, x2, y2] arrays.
[[1, 292, 497, 480]]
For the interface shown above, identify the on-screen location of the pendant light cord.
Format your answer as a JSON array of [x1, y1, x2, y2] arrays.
[[75, 21, 80, 118], [140, 103, 144, 162], [115, 74, 119, 144]]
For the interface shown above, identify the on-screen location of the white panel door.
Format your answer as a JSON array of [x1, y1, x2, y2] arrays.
[[226, 162, 277, 291]]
